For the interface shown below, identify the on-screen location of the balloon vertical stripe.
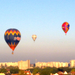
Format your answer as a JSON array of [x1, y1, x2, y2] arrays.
[[62, 22, 70, 34]]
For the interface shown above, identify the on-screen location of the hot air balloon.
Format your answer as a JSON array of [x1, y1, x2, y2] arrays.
[[62, 22, 70, 35], [4, 28, 21, 54], [32, 35, 37, 41]]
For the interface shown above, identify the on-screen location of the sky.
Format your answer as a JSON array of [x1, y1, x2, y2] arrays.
[[0, 0, 75, 64]]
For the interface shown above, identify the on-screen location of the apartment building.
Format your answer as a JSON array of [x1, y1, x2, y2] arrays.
[[18, 60, 30, 70], [35, 62, 68, 68], [0, 60, 30, 70], [0, 62, 18, 68], [70, 60, 75, 67]]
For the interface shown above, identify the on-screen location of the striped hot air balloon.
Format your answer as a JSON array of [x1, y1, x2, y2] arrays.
[[4, 28, 21, 54], [62, 22, 70, 35]]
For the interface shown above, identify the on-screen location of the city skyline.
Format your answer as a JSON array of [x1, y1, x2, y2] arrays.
[[0, 0, 75, 63], [0, 59, 75, 70]]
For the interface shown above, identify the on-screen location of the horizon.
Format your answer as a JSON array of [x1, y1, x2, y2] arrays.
[[0, 59, 73, 64]]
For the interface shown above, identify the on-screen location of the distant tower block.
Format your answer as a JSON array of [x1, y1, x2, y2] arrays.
[[18, 60, 30, 70]]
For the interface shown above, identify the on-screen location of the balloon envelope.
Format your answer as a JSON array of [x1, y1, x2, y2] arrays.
[[62, 22, 70, 34], [4, 28, 21, 54], [32, 35, 37, 41]]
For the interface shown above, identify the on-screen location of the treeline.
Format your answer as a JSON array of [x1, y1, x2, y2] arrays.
[[0, 66, 19, 74], [27, 67, 75, 75], [0, 66, 75, 75]]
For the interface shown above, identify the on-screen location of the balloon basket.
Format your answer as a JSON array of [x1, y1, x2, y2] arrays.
[[12, 52, 14, 54], [65, 33, 67, 35]]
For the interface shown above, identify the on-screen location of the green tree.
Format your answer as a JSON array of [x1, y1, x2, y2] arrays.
[[10, 68, 19, 74], [58, 67, 64, 72], [18, 70, 27, 75], [60, 67, 72, 73], [0, 68, 7, 73], [57, 67, 72, 73], [27, 68, 34, 73], [71, 68, 75, 72], [32, 68, 40, 74], [6, 66, 19, 74], [40, 69, 50, 75]]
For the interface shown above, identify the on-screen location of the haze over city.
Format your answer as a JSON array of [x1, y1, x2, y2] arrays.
[[0, 0, 75, 63]]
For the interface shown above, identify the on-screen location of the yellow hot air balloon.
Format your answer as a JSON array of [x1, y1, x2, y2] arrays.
[[32, 35, 37, 41]]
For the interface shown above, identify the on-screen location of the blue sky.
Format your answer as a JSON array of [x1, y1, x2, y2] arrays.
[[0, 0, 75, 63]]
